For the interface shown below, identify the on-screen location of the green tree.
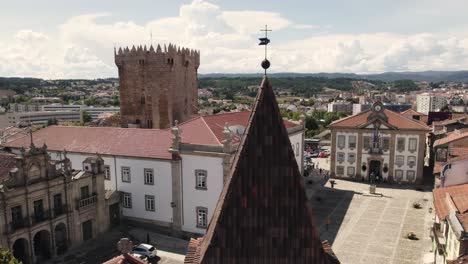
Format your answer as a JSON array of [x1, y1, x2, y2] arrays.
[[82, 111, 92, 123], [305, 116, 318, 130], [0, 249, 21, 264]]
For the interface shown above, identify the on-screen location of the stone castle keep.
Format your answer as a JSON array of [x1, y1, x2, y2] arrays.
[[115, 44, 200, 129]]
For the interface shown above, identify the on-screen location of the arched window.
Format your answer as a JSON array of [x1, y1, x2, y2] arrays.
[[29, 164, 41, 179]]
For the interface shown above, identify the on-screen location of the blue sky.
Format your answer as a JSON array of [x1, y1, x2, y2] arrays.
[[1, 0, 468, 78]]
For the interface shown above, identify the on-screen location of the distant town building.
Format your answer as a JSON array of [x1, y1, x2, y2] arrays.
[[353, 104, 412, 115], [115, 44, 200, 129], [42, 104, 83, 112], [3, 111, 304, 236], [82, 106, 120, 121], [6, 111, 82, 125], [9, 103, 42, 113], [417, 93, 448, 114], [31, 97, 63, 104], [0, 146, 117, 264], [433, 183, 468, 263], [327, 101, 353, 114], [329, 102, 430, 183]]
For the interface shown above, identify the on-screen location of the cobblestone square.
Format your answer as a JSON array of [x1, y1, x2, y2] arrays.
[[308, 179, 434, 264]]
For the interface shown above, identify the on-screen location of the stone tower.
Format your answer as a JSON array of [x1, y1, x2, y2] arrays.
[[115, 44, 200, 129]]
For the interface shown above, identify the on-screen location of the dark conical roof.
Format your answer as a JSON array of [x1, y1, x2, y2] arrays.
[[184, 77, 339, 264]]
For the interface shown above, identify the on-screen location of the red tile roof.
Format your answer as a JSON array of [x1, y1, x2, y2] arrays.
[[102, 254, 146, 264], [401, 108, 426, 116], [2, 112, 301, 160], [180, 111, 299, 145], [3, 126, 174, 160], [0, 152, 17, 182], [329, 109, 430, 130], [433, 184, 468, 220], [185, 77, 339, 264], [434, 130, 468, 147], [456, 214, 468, 234]]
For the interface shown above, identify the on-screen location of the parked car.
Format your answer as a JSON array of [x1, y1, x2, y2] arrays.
[[130, 252, 149, 262], [131, 243, 157, 259], [318, 152, 327, 158], [311, 153, 319, 158]]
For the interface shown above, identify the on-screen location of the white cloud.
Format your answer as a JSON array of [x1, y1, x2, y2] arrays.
[[1, 0, 468, 78]]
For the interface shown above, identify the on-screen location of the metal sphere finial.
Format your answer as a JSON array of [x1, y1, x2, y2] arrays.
[[261, 59, 270, 70]]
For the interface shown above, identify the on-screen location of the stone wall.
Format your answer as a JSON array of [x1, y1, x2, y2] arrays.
[[115, 44, 200, 129]]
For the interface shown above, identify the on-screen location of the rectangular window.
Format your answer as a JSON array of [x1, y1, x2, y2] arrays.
[[348, 135, 356, 149], [196, 207, 208, 228], [296, 143, 300, 157], [104, 165, 111, 181], [348, 153, 355, 163], [336, 166, 344, 175], [80, 186, 90, 199], [395, 155, 404, 167], [11, 206, 22, 223], [382, 137, 390, 150], [337, 153, 345, 162], [406, 170, 416, 181], [145, 195, 155, 211], [337, 135, 345, 149], [347, 167, 355, 176], [33, 200, 44, 219], [397, 138, 405, 152], [53, 193, 62, 209], [407, 156, 416, 168], [395, 170, 403, 181], [436, 148, 448, 162], [195, 170, 207, 190], [122, 193, 132, 208], [363, 136, 371, 149], [122, 167, 131, 183], [409, 138, 417, 152], [144, 169, 154, 185]]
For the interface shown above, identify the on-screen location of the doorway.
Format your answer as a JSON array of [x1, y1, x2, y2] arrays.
[[33, 230, 51, 262], [13, 238, 30, 264], [55, 223, 68, 255], [109, 203, 120, 228], [82, 220, 93, 241], [368, 160, 382, 182]]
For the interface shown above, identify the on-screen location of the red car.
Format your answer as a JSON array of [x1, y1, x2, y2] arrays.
[[318, 152, 327, 158]]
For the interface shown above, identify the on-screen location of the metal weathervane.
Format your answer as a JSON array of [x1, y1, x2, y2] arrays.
[[259, 25, 271, 75]]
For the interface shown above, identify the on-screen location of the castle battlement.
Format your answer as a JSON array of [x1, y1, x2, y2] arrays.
[[115, 43, 200, 68]]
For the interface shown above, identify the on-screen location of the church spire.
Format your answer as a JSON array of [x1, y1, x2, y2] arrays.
[[184, 77, 339, 263]]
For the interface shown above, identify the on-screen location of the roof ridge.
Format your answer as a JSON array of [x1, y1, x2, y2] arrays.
[[328, 109, 371, 127], [199, 116, 222, 145], [202, 110, 250, 118]]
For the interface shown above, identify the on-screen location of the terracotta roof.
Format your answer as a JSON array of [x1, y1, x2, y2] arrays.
[[457, 214, 468, 233], [434, 130, 468, 147], [329, 109, 430, 130], [180, 111, 299, 146], [184, 77, 339, 264], [433, 184, 468, 220], [450, 148, 468, 158], [0, 152, 17, 182], [447, 254, 468, 264], [401, 108, 425, 116], [102, 254, 146, 264], [2, 126, 174, 160]]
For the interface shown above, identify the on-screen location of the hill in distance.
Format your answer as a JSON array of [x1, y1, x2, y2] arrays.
[[199, 70, 468, 82]]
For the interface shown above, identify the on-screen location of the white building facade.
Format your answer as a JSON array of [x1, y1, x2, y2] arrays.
[[3, 112, 304, 235], [417, 94, 448, 114], [330, 102, 429, 183]]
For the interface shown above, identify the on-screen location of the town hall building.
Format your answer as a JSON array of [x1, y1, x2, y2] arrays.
[[329, 102, 430, 184]]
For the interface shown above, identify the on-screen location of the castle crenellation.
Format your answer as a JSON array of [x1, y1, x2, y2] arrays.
[[115, 43, 200, 68]]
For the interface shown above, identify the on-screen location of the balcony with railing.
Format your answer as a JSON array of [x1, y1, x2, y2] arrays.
[[53, 207, 67, 218], [30, 211, 50, 226], [76, 195, 97, 210], [7, 218, 30, 234]]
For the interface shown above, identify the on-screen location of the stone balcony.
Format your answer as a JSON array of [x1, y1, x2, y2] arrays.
[[76, 195, 97, 210]]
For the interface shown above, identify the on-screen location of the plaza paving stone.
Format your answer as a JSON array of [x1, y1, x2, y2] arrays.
[[308, 179, 434, 264]]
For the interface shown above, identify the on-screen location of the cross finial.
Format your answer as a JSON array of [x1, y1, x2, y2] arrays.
[[259, 25, 272, 75]]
